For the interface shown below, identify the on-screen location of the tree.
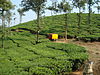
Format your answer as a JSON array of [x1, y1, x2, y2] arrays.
[[58, 0, 71, 40], [17, 8, 25, 24], [13, 13, 16, 24], [47, 4, 58, 16], [95, 0, 100, 14], [47, 0, 58, 30], [50, 0, 58, 14], [21, 0, 47, 43], [5, 11, 12, 35], [72, 0, 86, 37], [96, 6, 100, 14], [0, 0, 14, 48], [5, 11, 12, 27], [87, 0, 94, 24]]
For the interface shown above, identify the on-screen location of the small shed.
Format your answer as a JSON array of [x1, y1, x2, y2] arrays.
[[48, 33, 58, 41]]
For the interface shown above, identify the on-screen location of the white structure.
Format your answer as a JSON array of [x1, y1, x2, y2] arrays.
[[83, 61, 94, 75]]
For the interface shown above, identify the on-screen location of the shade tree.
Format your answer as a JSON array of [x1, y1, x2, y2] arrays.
[[86, 0, 95, 24], [95, 0, 100, 14], [0, 0, 14, 48], [17, 8, 26, 24], [58, 0, 72, 40], [72, 0, 86, 38], [21, 0, 47, 43]]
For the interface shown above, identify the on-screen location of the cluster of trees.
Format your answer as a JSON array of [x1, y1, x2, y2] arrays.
[[0, 0, 15, 48], [0, 0, 100, 46], [20, 0, 99, 43]]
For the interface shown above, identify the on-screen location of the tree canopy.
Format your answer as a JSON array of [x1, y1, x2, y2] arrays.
[[58, 1, 72, 13], [0, 0, 14, 12], [17, 8, 26, 23], [21, 0, 47, 14], [21, 0, 47, 43]]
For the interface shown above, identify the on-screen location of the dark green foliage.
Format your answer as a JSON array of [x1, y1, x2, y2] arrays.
[[0, 31, 88, 75], [11, 13, 100, 42]]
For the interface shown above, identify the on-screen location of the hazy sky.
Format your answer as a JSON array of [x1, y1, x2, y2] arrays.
[[11, 0, 57, 26], [11, 0, 37, 26], [10, 0, 98, 26]]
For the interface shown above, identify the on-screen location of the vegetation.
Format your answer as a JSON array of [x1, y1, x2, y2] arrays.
[[0, 0, 100, 75], [57, 0, 72, 40], [72, 0, 86, 36], [21, 0, 47, 43], [87, 0, 94, 24], [0, 31, 88, 75], [17, 8, 26, 24], [11, 13, 100, 42], [0, 0, 14, 48], [95, 0, 100, 14]]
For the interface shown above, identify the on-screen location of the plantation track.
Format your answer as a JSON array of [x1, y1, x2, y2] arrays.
[[73, 41, 100, 75], [54, 39, 100, 75]]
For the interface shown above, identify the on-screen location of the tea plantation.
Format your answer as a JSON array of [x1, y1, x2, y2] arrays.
[[11, 13, 100, 42], [0, 30, 88, 75], [1, 13, 100, 75]]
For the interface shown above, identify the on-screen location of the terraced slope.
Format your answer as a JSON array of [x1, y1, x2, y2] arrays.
[[11, 13, 100, 42], [0, 31, 88, 75]]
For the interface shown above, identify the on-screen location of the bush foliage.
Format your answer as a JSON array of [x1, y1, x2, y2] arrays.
[[11, 13, 100, 42], [0, 31, 88, 75]]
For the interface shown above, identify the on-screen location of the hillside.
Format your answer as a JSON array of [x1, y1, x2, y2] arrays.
[[0, 13, 100, 75], [0, 30, 88, 75], [12, 13, 100, 42]]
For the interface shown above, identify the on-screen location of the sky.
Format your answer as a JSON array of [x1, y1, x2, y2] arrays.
[[11, 0, 37, 26], [11, 0, 57, 26], [10, 0, 98, 26]]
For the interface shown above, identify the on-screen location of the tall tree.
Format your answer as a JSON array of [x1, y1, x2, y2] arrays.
[[17, 8, 25, 24], [72, 0, 86, 37], [5, 11, 12, 35], [87, 0, 94, 24], [21, 0, 47, 43], [0, 0, 14, 48], [47, 0, 58, 15], [96, 6, 100, 14], [47, 0, 58, 29], [5, 11, 12, 27], [47, 4, 58, 16], [58, 0, 71, 40], [95, 0, 100, 14], [51, 0, 58, 14]]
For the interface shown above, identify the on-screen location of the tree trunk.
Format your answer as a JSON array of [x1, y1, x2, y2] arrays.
[[98, 8, 99, 14], [36, 9, 40, 44], [8, 20, 11, 36], [88, 3, 91, 24], [76, 7, 81, 40], [20, 15, 22, 24], [97, 5, 99, 14], [78, 7, 81, 33], [64, 13, 68, 40], [1, 11, 5, 48]]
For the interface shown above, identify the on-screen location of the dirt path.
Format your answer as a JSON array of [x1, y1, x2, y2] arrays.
[[72, 41, 100, 75], [54, 39, 100, 75]]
